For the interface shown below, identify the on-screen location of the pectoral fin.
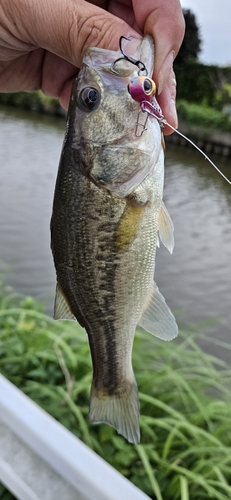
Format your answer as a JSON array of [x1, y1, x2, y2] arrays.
[[138, 282, 178, 341], [158, 201, 174, 254], [54, 283, 76, 321]]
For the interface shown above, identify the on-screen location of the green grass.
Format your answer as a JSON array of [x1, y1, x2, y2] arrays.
[[1, 283, 231, 499], [177, 100, 231, 132], [0, 91, 62, 116]]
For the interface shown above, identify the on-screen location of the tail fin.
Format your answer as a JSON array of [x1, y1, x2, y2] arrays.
[[89, 380, 140, 444]]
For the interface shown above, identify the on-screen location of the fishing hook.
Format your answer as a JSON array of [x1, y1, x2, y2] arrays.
[[111, 36, 148, 76]]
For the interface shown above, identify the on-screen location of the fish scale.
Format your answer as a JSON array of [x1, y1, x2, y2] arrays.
[[51, 35, 178, 444]]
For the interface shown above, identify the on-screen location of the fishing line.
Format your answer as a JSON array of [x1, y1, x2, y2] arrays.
[[162, 120, 231, 186], [136, 99, 231, 186]]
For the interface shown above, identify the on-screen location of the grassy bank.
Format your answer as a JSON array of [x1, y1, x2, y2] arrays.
[[1, 284, 231, 499], [177, 100, 231, 133], [0, 92, 231, 135], [0, 91, 64, 117]]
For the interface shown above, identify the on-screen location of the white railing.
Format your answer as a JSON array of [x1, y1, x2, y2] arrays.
[[0, 375, 151, 500]]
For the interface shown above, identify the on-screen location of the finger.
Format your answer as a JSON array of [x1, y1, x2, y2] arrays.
[[157, 68, 178, 134], [1, 0, 139, 68], [132, 0, 184, 133], [133, 0, 185, 84], [41, 52, 78, 104]]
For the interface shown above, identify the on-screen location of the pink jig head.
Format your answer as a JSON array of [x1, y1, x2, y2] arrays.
[[128, 76, 156, 103], [128, 76, 165, 136]]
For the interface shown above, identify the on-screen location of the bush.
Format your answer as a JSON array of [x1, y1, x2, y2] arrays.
[[174, 61, 215, 106], [177, 100, 231, 132], [1, 284, 231, 499], [174, 60, 231, 109], [0, 91, 63, 116]]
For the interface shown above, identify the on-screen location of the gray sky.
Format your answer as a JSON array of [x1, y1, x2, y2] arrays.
[[180, 0, 231, 66]]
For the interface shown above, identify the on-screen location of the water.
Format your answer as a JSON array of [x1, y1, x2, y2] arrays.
[[156, 146, 231, 360], [0, 106, 231, 361], [0, 107, 63, 311]]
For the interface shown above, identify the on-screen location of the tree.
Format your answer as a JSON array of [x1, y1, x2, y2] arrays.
[[175, 9, 202, 65], [174, 9, 209, 103]]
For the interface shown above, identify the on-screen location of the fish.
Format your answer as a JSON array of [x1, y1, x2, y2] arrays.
[[50, 35, 178, 445]]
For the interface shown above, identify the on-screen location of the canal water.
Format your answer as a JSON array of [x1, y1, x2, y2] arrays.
[[0, 106, 231, 361]]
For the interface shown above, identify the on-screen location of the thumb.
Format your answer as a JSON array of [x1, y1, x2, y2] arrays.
[[3, 0, 139, 68]]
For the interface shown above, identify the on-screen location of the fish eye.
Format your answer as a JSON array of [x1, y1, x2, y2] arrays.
[[143, 78, 156, 96], [78, 87, 100, 112]]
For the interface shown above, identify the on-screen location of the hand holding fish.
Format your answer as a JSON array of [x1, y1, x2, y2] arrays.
[[0, 0, 184, 133]]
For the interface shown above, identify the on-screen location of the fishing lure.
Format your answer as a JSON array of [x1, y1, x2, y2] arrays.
[[128, 75, 164, 135], [113, 36, 231, 186]]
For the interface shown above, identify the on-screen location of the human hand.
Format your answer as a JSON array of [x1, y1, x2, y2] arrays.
[[0, 0, 184, 134]]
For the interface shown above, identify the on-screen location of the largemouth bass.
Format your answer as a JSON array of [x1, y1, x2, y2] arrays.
[[51, 35, 178, 444]]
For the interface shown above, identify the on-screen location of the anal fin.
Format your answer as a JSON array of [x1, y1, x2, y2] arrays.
[[139, 282, 178, 341]]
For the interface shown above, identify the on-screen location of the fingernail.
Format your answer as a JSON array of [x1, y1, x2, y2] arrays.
[[158, 51, 175, 95], [168, 97, 178, 129], [168, 74, 178, 128]]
